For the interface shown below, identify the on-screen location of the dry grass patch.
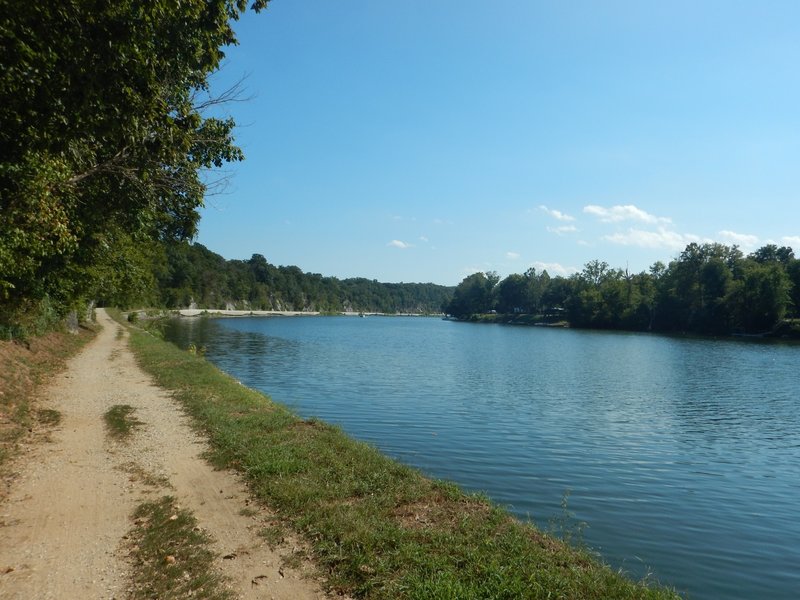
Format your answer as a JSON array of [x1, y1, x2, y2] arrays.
[[392, 492, 492, 531], [0, 326, 95, 497]]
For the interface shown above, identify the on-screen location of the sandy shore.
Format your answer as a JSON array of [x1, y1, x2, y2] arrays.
[[176, 309, 437, 317], [177, 309, 320, 317]]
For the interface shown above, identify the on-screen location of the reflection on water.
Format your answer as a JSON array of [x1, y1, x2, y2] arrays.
[[165, 316, 800, 600]]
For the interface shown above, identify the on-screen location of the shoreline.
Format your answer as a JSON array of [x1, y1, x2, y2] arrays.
[[177, 308, 320, 317], [175, 309, 441, 318]]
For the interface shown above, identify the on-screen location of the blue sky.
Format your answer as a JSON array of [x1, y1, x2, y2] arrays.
[[198, 1, 800, 286]]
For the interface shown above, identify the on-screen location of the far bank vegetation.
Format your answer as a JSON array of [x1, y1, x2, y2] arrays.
[[446, 242, 800, 337]]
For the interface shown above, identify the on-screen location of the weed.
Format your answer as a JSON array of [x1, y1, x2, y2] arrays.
[[548, 489, 589, 546], [36, 408, 62, 426], [257, 523, 287, 548], [185, 342, 208, 357], [127, 496, 233, 600], [119, 461, 172, 489], [104, 404, 143, 439]]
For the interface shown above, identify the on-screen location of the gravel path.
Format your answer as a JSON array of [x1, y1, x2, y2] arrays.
[[0, 309, 332, 599]]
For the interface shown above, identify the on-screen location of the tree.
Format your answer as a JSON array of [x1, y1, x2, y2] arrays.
[[496, 274, 529, 314], [729, 261, 791, 332], [655, 243, 741, 332], [750, 245, 795, 266], [524, 267, 550, 314], [787, 258, 800, 318], [445, 272, 499, 318], [1, 1, 270, 335]]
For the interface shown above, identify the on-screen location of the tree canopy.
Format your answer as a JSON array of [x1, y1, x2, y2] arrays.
[[1, 1, 269, 337]]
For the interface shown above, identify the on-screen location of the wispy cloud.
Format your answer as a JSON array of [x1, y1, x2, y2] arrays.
[[538, 205, 575, 222], [547, 225, 578, 235], [387, 240, 413, 249], [419, 235, 429, 243], [603, 227, 707, 250], [718, 230, 759, 248], [584, 204, 671, 225], [506, 251, 520, 259], [530, 261, 577, 276], [781, 235, 800, 247]]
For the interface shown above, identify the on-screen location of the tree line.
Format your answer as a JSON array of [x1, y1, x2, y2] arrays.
[[140, 242, 454, 315], [446, 243, 800, 335]]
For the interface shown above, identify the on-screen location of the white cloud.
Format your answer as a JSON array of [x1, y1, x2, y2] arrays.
[[530, 261, 577, 276], [781, 235, 800, 247], [460, 266, 485, 277], [387, 240, 412, 249], [419, 235, 429, 242], [718, 230, 759, 248], [602, 227, 707, 250], [583, 204, 671, 225], [538, 205, 575, 221], [547, 225, 578, 235], [506, 251, 520, 259]]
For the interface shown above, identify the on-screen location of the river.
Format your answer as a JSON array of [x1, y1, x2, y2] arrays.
[[164, 315, 800, 600]]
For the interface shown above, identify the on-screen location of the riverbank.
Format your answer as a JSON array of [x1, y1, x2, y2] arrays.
[[126, 313, 680, 599]]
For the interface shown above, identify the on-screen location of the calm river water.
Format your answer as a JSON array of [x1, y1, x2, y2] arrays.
[[164, 316, 800, 600]]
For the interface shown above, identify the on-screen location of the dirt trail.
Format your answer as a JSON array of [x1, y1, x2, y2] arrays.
[[0, 309, 332, 599]]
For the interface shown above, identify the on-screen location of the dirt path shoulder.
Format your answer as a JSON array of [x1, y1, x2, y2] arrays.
[[0, 309, 331, 599]]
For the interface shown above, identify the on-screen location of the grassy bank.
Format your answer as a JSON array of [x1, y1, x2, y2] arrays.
[[0, 323, 95, 480], [125, 321, 680, 599]]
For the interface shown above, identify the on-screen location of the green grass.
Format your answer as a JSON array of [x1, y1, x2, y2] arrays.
[[124, 320, 681, 600], [104, 404, 143, 439], [127, 495, 233, 600]]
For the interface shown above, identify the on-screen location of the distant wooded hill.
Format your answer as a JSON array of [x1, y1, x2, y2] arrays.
[[152, 243, 454, 314]]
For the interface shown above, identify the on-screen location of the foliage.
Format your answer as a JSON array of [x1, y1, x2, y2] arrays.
[[445, 271, 499, 318], [446, 243, 798, 335], [155, 242, 454, 314], [0, 1, 269, 336], [126, 322, 680, 599]]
